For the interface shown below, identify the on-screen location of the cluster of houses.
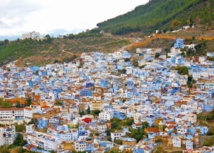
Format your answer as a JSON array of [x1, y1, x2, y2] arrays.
[[0, 38, 214, 152], [22, 31, 41, 40], [0, 125, 16, 146]]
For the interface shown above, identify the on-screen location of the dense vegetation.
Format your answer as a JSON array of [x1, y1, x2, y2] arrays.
[[185, 41, 208, 57], [0, 38, 53, 66], [79, 107, 101, 117], [64, 31, 103, 39], [199, 109, 214, 121], [203, 136, 214, 146], [0, 98, 12, 108], [96, 0, 214, 35], [197, 109, 214, 145], [174, 66, 189, 75], [109, 118, 149, 142], [173, 66, 196, 88]]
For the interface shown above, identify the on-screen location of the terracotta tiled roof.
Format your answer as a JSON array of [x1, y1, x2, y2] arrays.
[[145, 127, 159, 133], [41, 106, 50, 109], [7, 98, 26, 105], [0, 107, 24, 111], [34, 95, 41, 101], [24, 107, 32, 110], [166, 122, 176, 125]]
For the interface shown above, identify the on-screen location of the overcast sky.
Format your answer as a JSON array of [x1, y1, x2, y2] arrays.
[[0, 0, 148, 36]]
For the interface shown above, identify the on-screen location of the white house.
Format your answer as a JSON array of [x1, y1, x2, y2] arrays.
[[99, 111, 114, 121], [134, 112, 143, 124], [25, 131, 62, 151], [26, 124, 34, 134], [185, 140, 193, 150], [176, 126, 188, 135], [111, 130, 125, 142], [169, 47, 181, 57], [0, 108, 24, 121], [24, 107, 33, 119], [172, 137, 181, 148], [184, 44, 196, 49], [138, 59, 146, 67], [74, 140, 94, 152], [187, 114, 197, 124], [112, 51, 123, 59], [0, 128, 4, 146], [125, 66, 133, 75], [96, 123, 107, 133], [0, 125, 16, 146]]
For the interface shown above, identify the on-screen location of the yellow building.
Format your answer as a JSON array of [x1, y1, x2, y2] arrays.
[[91, 100, 103, 111], [122, 138, 137, 146]]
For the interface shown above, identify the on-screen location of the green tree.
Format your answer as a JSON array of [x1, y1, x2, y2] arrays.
[[13, 133, 27, 146], [133, 59, 139, 67], [28, 118, 38, 125], [44, 34, 52, 43], [16, 38, 21, 42], [4, 39, 9, 45], [165, 48, 171, 54], [106, 129, 111, 136], [86, 106, 91, 114], [203, 136, 214, 146], [187, 75, 196, 88], [208, 57, 214, 61], [192, 36, 195, 40], [15, 123, 26, 132], [79, 110, 85, 116], [0, 146, 10, 153], [55, 100, 62, 106], [107, 137, 111, 141], [92, 110, 100, 116], [130, 128, 146, 142], [124, 118, 134, 126], [142, 121, 149, 129], [174, 66, 189, 75], [155, 53, 161, 59], [122, 99, 126, 103], [181, 51, 186, 57], [16, 101, 21, 108], [0, 100, 12, 108], [111, 118, 122, 131], [121, 69, 127, 74], [26, 97, 32, 106], [114, 139, 122, 145]]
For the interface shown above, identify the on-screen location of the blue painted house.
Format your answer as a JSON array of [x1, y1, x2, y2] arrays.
[[174, 38, 184, 49], [114, 111, 126, 120]]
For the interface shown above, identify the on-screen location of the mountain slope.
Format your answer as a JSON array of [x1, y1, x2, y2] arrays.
[[96, 0, 214, 35]]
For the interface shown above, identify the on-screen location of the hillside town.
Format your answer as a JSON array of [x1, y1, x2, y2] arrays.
[[0, 38, 214, 153]]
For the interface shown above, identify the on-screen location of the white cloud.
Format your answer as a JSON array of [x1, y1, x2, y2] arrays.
[[0, 0, 148, 36]]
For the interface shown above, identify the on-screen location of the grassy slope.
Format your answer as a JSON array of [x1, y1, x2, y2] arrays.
[[0, 36, 131, 66]]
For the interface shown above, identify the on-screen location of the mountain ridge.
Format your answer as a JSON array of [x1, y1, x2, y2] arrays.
[[95, 0, 214, 35]]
